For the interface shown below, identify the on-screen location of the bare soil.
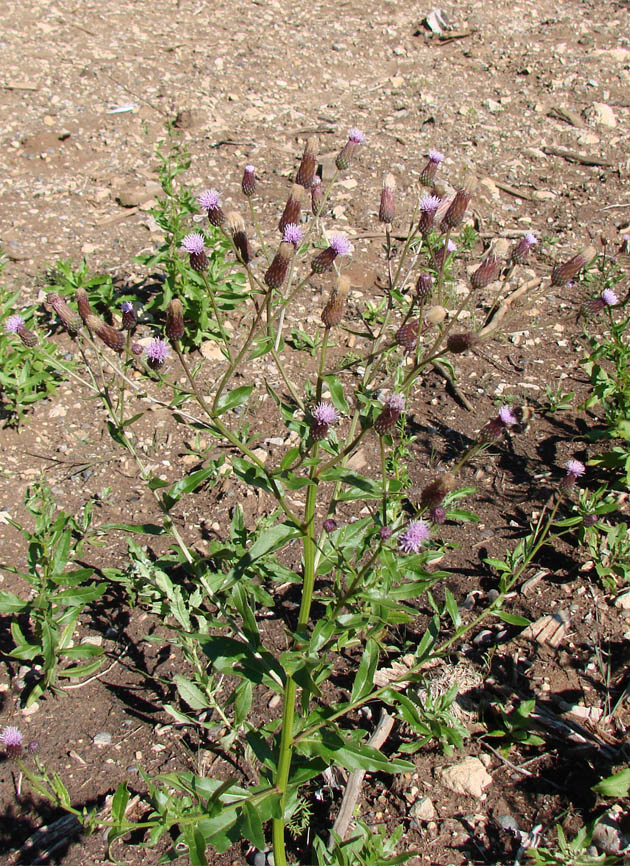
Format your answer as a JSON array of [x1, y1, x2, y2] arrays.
[[1, 1, 630, 864]]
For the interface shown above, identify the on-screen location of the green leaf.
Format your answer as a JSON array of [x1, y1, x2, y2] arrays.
[[58, 658, 104, 678], [59, 643, 104, 659], [100, 522, 164, 535], [323, 375, 350, 414], [592, 768, 630, 798], [495, 611, 530, 627], [484, 557, 511, 573], [299, 729, 414, 774], [239, 801, 265, 851], [0, 590, 28, 613], [215, 385, 253, 416], [231, 456, 275, 495], [174, 674, 209, 711], [168, 467, 215, 501], [351, 638, 379, 703], [111, 782, 130, 825], [182, 824, 208, 865], [444, 588, 461, 629]]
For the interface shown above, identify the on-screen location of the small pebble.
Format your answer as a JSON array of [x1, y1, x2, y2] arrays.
[[93, 731, 112, 746]]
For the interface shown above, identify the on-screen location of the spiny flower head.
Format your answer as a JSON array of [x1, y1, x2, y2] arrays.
[[512, 232, 538, 264], [348, 128, 365, 144], [323, 518, 338, 533], [283, 223, 303, 247], [602, 288, 619, 306], [1, 725, 23, 757], [384, 393, 405, 412], [181, 233, 206, 255], [566, 458, 585, 478], [121, 301, 134, 314], [241, 164, 256, 197], [420, 194, 441, 213], [498, 406, 517, 426], [145, 338, 170, 369], [428, 149, 444, 163], [330, 233, 353, 256], [524, 232, 538, 245], [312, 402, 339, 426], [399, 519, 430, 554], [198, 189, 221, 211], [5, 314, 24, 333]]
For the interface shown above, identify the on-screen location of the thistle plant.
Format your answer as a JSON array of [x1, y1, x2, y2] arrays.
[[3, 129, 588, 865]]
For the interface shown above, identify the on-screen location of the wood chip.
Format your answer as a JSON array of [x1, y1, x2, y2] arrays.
[[521, 609, 570, 647], [547, 106, 585, 128]]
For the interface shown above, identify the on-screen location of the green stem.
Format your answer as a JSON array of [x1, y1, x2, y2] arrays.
[[379, 435, 388, 526], [201, 271, 233, 361]]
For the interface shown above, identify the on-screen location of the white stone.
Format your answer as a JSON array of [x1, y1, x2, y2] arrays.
[[590, 103, 618, 129], [441, 757, 492, 798], [410, 797, 436, 820], [614, 590, 630, 610]]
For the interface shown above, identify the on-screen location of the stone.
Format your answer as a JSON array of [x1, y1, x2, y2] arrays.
[[410, 796, 436, 820], [614, 590, 630, 610], [93, 731, 112, 746], [441, 757, 492, 798], [589, 103, 618, 129]]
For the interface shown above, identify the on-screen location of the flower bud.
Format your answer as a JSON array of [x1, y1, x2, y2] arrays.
[[430, 506, 447, 525], [434, 239, 457, 269], [395, 320, 420, 352], [121, 301, 137, 331], [278, 184, 304, 234], [441, 188, 471, 231], [321, 275, 351, 328], [471, 254, 499, 289], [295, 137, 318, 189], [374, 393, 405, 436], [198, 188, 225, 227], [379, 526, 393, 540], [311, 176, 325, 216], [265, 241, 294, 289], [47, 292, 82, 335], [241, 164, 256, 198], [416, 272, 433, 299], [166, 298, 185, 341], [379, 173, 396, 224], [551, 249, 593, 287], [335, 128, 365, 170], [420, 149, 444, 187], [85, 315, 125, 353], [323, 518, 338, 533], [76, 287, 93, 323], [447, 332, 479, 354]]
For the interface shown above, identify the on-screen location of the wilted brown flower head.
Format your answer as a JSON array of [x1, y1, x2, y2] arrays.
[[550, 248, 594, 287], [321, 275, 351, 328], [265, 241, 294, 289], [279, 184, 304, 234], [471, 254, 499, 289], [295, 137, 318, 189], [165, 298, 185, 341], [379, 173, 396, 224], [47, 293, 82, 335], [85, 314, 125, 353], [420, 472, 455, 510], [226, 211, 252, 264], [425, 304, 446, 325]]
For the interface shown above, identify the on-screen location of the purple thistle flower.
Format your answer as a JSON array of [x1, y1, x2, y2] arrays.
[[5, 314, 25, 333], [384, 393, 405, 412], [144, 338, 170, 369], [428, 149, 444, 163], [420, 195, 441, 213], [524, 232, 538, 245], [566, 459, 585, 478], [602, 289, 619, 306], [1, 725, 23, 757], [242, 164, 256, 198], [313, 402, 339, 426], [398, 519, 430, 554], [283, 223, 304, 247], [121, 301, 133, 313], [348, 128, 365, 144], [198, 189, 220, 211], [330, 233, 353, 257], [181, 233, 206, 255], [498, 406, 517, 426]]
